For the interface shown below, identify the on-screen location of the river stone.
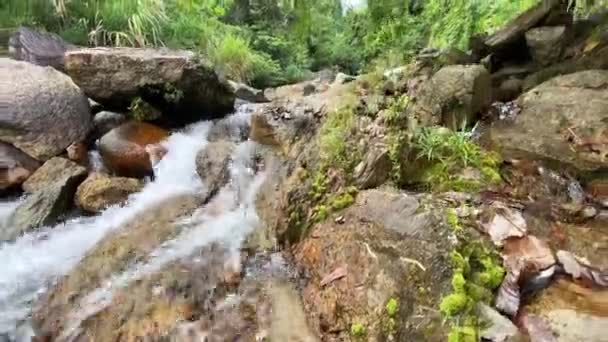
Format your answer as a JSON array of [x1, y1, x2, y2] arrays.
[[414, 64, 491, 129], [0, 142, 40, 192], [64, 47, 235, 125], [195, 140, 234, 201], [489, 70, 608, 174], [0, 58, 92, 161], [22, 157, 87, 193], [75, 173, 142, 212], [98, 121, 169, 178], [525, 26, 567, 66], [228, 80, 269, 103], [2, 174, 84, 240], [8, 26, 71, 70], [92, 111, 127, 139]]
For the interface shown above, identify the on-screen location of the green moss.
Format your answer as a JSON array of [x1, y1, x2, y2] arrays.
[[351, 322, 366, 337], [328, 187, 357, 211], [441, 235, 505, 341], [129, 97, 161, 121], [162, 83, 184, 103], [447, 325, 478, 342], [312, 205, 329, 222], [446, 209, 462, 232], [385, 298, 399, 317], [439, 292, 470, 316]]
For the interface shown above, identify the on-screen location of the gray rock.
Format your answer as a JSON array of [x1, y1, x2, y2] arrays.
[[477, 303, 522, 342], [353, 147, 391, 189], [334, 72, 357, 84], [22, 157, 87, 193], [525, 26, 567, 66], [195, 141, 234, 201], [496, 78, 524, 102], [64, 48, 235, 125], [484, 0, 563, 50], [0, 58, 92, 161], [8, 26, 71, 70], [2, 174, 84, 240], [490, 70, 608, 174], [93, 111, 127, 139], [228, 80, 269, 103], [414, 64, 491, 129]]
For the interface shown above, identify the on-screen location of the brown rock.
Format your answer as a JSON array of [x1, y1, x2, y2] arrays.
[[1, 58, 92, 161], [22, 157, 87, 193], [75, 173, 143, 212], [250, 113, 279, 146], [0, 142, 40, 191], [66, 141, 89, 167], [64, 47, 235, 125], [98, 121, 169, 177], [292, 189, 451, 341]]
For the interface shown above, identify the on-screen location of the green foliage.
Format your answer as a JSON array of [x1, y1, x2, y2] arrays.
[[410, 126, 502, 192], [318, 106, 358, 170], [1, 0, 544, 87], [350, 322, 366, 338]]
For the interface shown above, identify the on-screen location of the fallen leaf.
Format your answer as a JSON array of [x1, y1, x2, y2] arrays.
[[556, 250, 608, 288], [320, 266, 347, 287], [480, 202, 527, 246], [496, 236, 556, 316]]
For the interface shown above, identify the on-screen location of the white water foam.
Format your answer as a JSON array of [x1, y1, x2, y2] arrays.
[[58, 140, 267, 339], [0, 121, 213, 334]]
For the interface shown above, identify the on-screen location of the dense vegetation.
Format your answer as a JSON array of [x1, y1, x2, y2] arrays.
[[1, 0, 605, 87]]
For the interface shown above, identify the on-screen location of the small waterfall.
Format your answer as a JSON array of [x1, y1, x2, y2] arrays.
[[0, 120, 217, 334], [58, 140, 267, 339]]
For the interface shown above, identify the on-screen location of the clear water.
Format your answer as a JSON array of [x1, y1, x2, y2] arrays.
[[58, 140, 266, 340], [0, 120, 215, 334]]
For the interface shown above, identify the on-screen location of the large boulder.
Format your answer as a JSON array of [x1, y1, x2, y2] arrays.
[[490, 70, 608, 174], [2, 171, 85, 240], [525, 26, 567, 66], [292, 189, 452, 341], [8, 26, 71, 70], [414, 64, 491, 129], [0, 142, 40, 192], [75, 173, 143, 213], [195, 140, 234, 200], [22, 157, 87, 193], [0, 58, 92, 161], [98, 121, 169, 178], [64, 48, 235, 125]]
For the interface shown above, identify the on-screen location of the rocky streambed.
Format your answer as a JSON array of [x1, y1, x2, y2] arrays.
[[1, 2, 608, 341]]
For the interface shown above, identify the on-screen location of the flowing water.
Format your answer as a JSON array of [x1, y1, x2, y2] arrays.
[[0, 110, 264, 337]]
